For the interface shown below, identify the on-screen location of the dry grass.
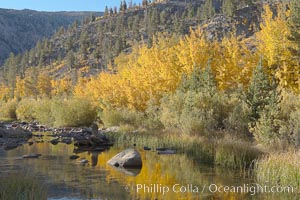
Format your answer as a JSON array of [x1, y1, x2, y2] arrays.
[[256, 151, 300, 189]]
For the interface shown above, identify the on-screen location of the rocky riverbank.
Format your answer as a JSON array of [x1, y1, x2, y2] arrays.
[[0, 123, 32, 150], [0, 121, 114, 151]]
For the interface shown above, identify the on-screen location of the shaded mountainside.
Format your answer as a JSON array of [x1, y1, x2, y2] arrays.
[[0, 8, 102, 65]]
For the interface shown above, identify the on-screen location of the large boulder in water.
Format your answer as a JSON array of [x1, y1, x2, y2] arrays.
[[107, 149, 142, 168]]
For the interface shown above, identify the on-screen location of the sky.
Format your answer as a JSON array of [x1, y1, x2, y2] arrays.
[[0, 0, 143, 12]]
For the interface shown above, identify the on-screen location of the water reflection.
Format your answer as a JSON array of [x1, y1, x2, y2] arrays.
[[0, 137, 297, 200], [109, 165, 142, 177]]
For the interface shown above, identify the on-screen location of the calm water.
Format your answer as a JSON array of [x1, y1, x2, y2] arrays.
[[0, 135, 296, 200]]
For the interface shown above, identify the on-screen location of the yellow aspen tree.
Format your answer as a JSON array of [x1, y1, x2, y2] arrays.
[[104, 33, 182, 110], [51, 80, 59, 96], [14, 76, 26, 99], [23, 75, 37, 97], [51, 78, 72, 96], [256, 4, 299, 91], [73, 76, 89, 98], [82, 73, 127, 108], [256, 5, 292, 67], [37, 72, 52, 97], [215, 35, 257, 89], [0, 83, 10, 100], [175, 27, 212, 74]]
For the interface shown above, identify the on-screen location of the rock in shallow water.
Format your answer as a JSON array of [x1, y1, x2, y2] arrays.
[[61, 138, 72, 144], [107, 149, 142, 168], [69, 155, 80, 160], [157, 150, 176, 155], [22, 153, 42, 158], [50, 138, 59, 145], [143, 146, 151, 151], [78, 159, 89, 164]]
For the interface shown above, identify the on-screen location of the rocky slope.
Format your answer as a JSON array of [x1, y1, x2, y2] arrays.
[[0, 8, 102, 65]]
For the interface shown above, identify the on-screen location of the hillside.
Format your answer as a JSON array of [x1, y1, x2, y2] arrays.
[[0, 0, 298, 100], [0, 8, 102, 65], [0, 0, 262, 81]]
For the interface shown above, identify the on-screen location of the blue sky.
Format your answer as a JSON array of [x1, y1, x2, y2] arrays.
[[0, 0, 143, 12]]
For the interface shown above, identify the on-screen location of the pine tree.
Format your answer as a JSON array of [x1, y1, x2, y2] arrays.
[[160, 10, 167, 25], [132, 15, 140, 40], [222, 0, 236, 19], [288, 0, 300, 63], [149, 8, 159, 34], [114, 6, 118, 15], [104, 6, 109, 17], [20, 51, 29, 78], [187, 3, 195, 19], [119, 1, 123, 12], [93, 46, 102, 69], [71, 69, 78, 86], [252, 77, 282, 144], [200, 0, 216, 20], [4, 53, 17, 99], [173, 14, 185, 34], [28, 49, 36, 66], [72, 20, 79, 30], [115, 37, 124, 55], [65, 37, 74, 52], [180, 62, 217, 96], [109, 8, 114, 16], [66, 50, 75, 70], [79, 31, 89, 60], [246, 59, 281, 121], [56, 26, 65, 37], [29, 67, 39, 98], [246, 60, 271, 122], [123, 0, 127, 11]]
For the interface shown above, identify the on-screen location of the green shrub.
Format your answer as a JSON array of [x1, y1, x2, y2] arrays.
[[224, 96, 251, 137], [101, 107, 145, 128], [0, 100, 17, 120], [0, 172, 47, 200], [181, 91, 217, 134], [288, 110, 300, 147], [160, 90, 231, 136], [277, 91, 300, 147], [51, 98, 97, 127], [13, 97, 97, 127], [280, 91, 300, 121], [160, 65, 235, 136], [144, 99, 164, 130], [33, 98, 54, 126], [279, 109, 300, 148], [252, 111, 281, 145], [16, 98, 37, 121], [160, 90, 185, 130], [101, 109, 124, 127]]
